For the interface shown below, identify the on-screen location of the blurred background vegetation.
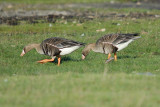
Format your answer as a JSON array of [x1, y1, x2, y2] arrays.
[[0, 0, 160, 4]]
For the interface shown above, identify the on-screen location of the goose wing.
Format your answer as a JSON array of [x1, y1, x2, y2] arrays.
[[41, 37, 85, 49], [41, 37, 85, 56], [97, 33, 140, 45], [96, 34, 118, 45], [43, 37, 85, 49], [112, 33, 140, 45]]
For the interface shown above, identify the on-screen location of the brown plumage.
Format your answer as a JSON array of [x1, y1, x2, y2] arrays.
[[20, 37, 85, 66], [82, 33, 140, 62]]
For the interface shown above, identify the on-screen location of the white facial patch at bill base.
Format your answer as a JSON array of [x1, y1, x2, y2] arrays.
[[20, 49, 25, 56], [22, 49, 25, 54], [82, 54, 85, 59]]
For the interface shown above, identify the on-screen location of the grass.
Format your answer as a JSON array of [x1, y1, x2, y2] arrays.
[[0, 0, 139, 4], [0, 73, 160, 107], [1, 6, 160, 107]]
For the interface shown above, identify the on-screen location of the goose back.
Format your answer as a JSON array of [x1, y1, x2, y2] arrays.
[[96, 33, 140, 45]]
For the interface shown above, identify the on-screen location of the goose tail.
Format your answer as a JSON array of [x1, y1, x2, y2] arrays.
[[80, 43, 86, 46], [133, 36, 141, 40], [132, 33, 141, 40], [123, 33, 141, 40]]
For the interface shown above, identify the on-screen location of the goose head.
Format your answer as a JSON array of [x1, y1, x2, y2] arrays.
[[82, 43, 95, 60], [20, 44, 40, 56]]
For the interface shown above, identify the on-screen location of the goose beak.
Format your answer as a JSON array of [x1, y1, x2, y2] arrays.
[[20, 50, 25, 56], [82, 54, 85, 60]]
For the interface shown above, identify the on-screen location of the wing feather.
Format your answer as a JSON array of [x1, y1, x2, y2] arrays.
[[97, 33, 140, 45], [40, 37, 85, 56]]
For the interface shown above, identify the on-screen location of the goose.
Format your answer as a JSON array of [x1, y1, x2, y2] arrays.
[[82, 33, 140, 62], [20, 37, 85, 66]]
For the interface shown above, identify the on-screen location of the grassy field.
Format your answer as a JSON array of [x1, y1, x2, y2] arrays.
[[0, 0, 139, 4], [1, 4, 160, 107]]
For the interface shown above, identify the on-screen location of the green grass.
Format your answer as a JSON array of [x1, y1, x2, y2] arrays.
[[1, 7, 160, 106], [0, 73, 159, 107], [0, 0, 138, 4]]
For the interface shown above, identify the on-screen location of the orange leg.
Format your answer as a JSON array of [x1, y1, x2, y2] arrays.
[[37, 58, 54, 64], [114, 53, 117, 61], [108, 53, 111, 59], [57, 57, 61, 66]]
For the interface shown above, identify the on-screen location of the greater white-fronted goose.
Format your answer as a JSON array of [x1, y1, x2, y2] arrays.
[[82, 33, 140, 62], [20, 37, 85, 66]]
